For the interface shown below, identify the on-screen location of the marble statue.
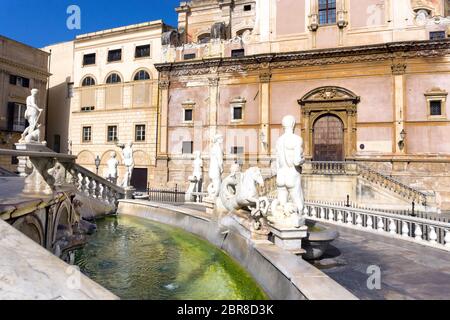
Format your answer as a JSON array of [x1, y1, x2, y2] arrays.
[[186, 151, 204, 202], [121, 143, 134, 188], [270, 115, 306, 228], [219, 166, 270, 230], [20, 89, 43, 143], [207, 134, 224, 198], [106, 152, 119, 185]]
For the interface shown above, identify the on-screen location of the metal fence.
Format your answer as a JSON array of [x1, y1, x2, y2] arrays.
[[146, 184, 186, 203]]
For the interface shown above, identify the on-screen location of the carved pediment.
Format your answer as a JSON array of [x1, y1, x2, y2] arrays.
[[298, 86, 360, 106]]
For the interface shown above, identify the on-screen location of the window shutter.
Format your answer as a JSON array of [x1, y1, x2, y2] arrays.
[[7, 102, 15, 131]]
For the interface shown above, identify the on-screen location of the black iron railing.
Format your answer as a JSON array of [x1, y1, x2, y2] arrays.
[[146, 184, 186, 203]]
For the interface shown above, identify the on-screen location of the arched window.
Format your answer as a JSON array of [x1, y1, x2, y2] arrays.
[[81, 76, 96, 87], [106, 73, 122, 84], [197, 33, 211, 44], [134, 70, 151, 81]]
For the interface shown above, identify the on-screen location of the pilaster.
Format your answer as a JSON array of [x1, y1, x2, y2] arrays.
[[208, 76, 220, 142], [392, 62, 407, 154]]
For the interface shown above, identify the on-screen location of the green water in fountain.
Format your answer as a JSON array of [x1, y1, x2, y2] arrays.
[[75, 215, 268, 300]]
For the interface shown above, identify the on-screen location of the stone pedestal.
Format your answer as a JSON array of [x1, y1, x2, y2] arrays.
[[269, 224, 308, 255], [124, 187, 136, 200], [15, 142, 48, 153]]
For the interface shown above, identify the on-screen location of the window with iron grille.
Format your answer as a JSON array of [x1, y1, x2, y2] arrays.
[[135, 125, 146, 142], [231, 49, 245, 58], [182, 141, 193, 154], [231, 146, 244, 155], [318, 0, 336, 25], [430, 100, 442, 116], [83, 53, 96, 66], [106, 73, 122, 84], [184, 53, 196, 60], [107, 125, 118, 142], [9, 75, 30, 88], [7, 102, 27, 132], [135, 45, 150, 58], [81, 106, 95, 112], [184, 109, 193, 122], [82, 76, 96, 86], [134, 70, 151, 81], [82, 126, 92, 143], [108, 49, 122, 62], [430, 31, 446, 40], [233, 107, 243, 120]]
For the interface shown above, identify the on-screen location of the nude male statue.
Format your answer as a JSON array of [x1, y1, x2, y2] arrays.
[[106, 152, 119, 185], [122, 142, 134, 188], [273, 115, 306, 228], [21, 89, 43, 143], [208, 134, 224, 198]]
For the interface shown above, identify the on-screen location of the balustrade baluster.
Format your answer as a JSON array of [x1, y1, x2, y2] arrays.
[[102, 185, 109, 201], [337, 211, 343, 223], [95, 182, 101, 199], [402, 222, 409, 238], [356, 214, 363, 227], [445, 229, 450, 248], [377, 217, 384, 232], [311, 207, 317, 218], [329, 209, 335, 221], [80, 174, 88, 194], [88, 178, 95, 198], [366, 215, 373, 230], [389, 219, 397, 235], [429, 227, 438, 244], [346, 211, 352, 225], [415, 224, 423, 241], [320, 207, 325, 220]]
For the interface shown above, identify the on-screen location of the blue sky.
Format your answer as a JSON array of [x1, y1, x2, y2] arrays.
[[0, 0, 180, 48]]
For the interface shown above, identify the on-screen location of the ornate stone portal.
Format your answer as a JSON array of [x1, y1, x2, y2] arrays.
[[298, 86, 360, 161]]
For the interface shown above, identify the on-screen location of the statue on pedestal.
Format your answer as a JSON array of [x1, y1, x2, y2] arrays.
[[106, 152, 119, 185], [186, 151, 204, 202], [20, 89, 44, 144], [121, 143, 134, 189], [207, 134, 224, 198], [269, 115, 306, 228]]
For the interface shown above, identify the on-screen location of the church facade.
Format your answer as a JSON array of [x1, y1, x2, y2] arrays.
[[154, 0, 450, 209]]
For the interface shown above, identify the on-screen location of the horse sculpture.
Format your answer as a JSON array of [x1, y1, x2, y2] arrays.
[[219, 167, 270, 230]]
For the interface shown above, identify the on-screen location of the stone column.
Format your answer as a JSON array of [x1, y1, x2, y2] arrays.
[[392, 63, 407, 154], [208, 76, 220, 142], [155, 77, 170, 186], [259, 69, 271, 161]]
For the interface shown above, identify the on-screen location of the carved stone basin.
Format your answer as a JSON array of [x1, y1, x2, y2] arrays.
[[302, 220, 339, 261]]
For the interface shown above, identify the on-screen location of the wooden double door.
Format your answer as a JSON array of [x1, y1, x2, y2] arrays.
[[313, 115, 344, 162]]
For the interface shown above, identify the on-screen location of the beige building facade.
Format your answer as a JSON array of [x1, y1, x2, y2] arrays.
[[46, 21, 170, 190], [154, 0, 450, 210], [0, 36, 49, 172]]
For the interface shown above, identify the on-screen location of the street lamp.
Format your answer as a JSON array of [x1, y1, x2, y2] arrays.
[[95, 155, 101, 175]]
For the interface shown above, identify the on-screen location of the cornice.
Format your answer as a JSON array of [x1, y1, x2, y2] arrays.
[[155, 39, 450, 77], [0, 57, 50, 79]]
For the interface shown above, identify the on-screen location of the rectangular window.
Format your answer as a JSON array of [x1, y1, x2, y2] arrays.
[[318, 0, 336, 25], [184, 53, 196, 60], [182, 141, 194, 154], [135, 124, 146, 142], [233, 107, 243, 120], [107, 49, 122, 62], [231, 146, 244, 155], [107, 125, 118, 142], [231, 49, 245, 58], [430, 100, 442, 116], [430, 31, 446, 40], [82, 126, 92, 143], [244, 4, 252, 12], [9, 75, 29, 88], [7, 102, 27, 132], [83, 53, 96, 66], [184, 109, 193, 122], [81, 106, 95, 112], [135, 44, 151, 58]]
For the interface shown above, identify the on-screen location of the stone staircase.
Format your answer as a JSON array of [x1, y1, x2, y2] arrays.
[[262, 161, 437, 212]]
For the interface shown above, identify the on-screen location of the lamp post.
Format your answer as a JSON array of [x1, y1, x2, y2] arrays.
[[95, 155, 101, 175]]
